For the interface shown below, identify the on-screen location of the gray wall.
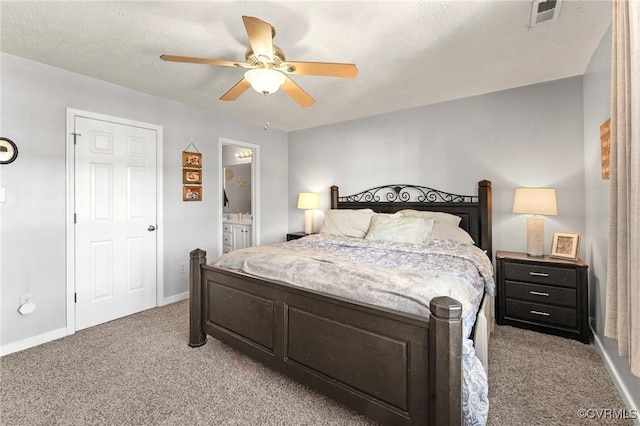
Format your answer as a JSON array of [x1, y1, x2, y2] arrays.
[[288, 77, 586, 257], [3, 27, 638, 414], [0, 53, 288, 348], [583, 26, 640, 412], [287, 25, 639, 413]]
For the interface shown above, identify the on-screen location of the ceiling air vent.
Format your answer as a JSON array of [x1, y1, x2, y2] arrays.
[[530, 0, 562, 27]]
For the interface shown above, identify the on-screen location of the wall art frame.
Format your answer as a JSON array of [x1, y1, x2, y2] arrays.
[[183, 169, 202, 185], [182, 151, 202, 168], [183, 185, 202, 201], [0, 137, 18, 164], [600, 118, 610, 179]]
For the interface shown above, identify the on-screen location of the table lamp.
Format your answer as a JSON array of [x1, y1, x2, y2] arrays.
[[512, 188, 557, 256], [297, 192, 320, 234]]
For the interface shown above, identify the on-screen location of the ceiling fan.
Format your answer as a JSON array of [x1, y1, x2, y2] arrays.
[[160, 16, 358, 107]]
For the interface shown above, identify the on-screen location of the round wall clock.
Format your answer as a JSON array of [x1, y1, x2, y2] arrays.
[[0, 137, 18, 164]]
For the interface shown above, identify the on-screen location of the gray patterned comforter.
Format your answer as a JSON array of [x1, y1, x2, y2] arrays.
[[212, 233, 494, 426]]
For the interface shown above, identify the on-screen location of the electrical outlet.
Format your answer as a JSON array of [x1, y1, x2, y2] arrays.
[[20, 294, 33, 305], [180, 263, 187, 274]]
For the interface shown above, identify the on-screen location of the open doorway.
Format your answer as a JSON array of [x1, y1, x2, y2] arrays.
[[219, 138, 259, 254]]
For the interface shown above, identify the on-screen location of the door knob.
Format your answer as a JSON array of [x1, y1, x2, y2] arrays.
[[148, 225, 156, 232]]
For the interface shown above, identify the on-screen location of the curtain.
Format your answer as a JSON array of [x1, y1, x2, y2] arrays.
[[605, 0, 640, 377]]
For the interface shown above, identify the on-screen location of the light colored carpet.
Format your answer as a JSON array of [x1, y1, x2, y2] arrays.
[[487, 325, 633, 426], [0, 300, 632, 425], [1, 300, 372, 425]]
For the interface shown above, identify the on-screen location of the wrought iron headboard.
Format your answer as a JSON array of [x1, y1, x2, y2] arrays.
[[330, 180, 492, 258]]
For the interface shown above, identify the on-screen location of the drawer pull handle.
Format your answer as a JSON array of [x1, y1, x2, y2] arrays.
[[529, 272, 549, 277], [530, 310, 550, 317], [529, 291, 550, 297]]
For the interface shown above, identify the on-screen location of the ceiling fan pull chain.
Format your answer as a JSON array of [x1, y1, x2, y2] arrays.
[[263, 92, 271, 131]]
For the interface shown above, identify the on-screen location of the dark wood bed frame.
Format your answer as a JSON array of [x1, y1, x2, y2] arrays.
[[189, 180, 492, 425]]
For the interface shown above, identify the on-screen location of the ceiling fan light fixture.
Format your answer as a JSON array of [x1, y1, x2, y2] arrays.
[[162, 16, 354, 107], [244, 68, 286, 94]]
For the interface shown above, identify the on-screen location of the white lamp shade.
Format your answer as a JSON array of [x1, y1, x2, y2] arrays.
[[244, 68, 286, 94], [513, 187, 557, 256], [297, 192, 319, 235], [297, 192, 320, 210], [512, 188, 558, 216]]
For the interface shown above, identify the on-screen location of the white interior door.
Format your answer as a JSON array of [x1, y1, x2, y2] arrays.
[[74, 116, 157, 331]]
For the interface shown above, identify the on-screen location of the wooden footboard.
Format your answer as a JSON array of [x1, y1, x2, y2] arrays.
[[189, 249, 463, 425]]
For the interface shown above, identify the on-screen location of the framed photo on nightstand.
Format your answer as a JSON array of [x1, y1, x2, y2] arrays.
[[551, 232, 580, 260]]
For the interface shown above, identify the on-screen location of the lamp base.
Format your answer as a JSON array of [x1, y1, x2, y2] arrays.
[[304, 210, 315, 235], [526, 216, 545, 257]]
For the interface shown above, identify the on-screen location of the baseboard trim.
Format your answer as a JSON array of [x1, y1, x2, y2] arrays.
[[160, 291, 189, 306], [0, 327, 67, 357], [1, 294, 189, 357], [592, 330, 640, 425]]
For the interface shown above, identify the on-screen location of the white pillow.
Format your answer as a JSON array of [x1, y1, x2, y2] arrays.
[[320, 209, 375, 238], [365, 215, 435, 244], [431, 221, 475, 244], [397, 209, 462, 226]]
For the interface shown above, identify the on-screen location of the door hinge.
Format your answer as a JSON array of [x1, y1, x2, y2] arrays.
[[74, 293, 77, 303], [71, 132, 81, 145], [74, 213, 77, 224]]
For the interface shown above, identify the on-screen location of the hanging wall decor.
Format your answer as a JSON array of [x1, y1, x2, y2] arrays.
[[182, 143, 202, 201], [600, 119, 610, 179], [183, 185, 203, 201], [0, 137, 18, 164], [183, 169, 202, 185], [182, 151, 202, 168]]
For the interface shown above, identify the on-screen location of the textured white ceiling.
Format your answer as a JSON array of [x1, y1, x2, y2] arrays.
[[0, 1, 611, 132]]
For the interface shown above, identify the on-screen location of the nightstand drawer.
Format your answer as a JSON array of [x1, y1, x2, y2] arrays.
[[496, 251, 589, 343], [504, 262, 576, 288], [505, 281, 576, 308], [506, 299, 577, 329]]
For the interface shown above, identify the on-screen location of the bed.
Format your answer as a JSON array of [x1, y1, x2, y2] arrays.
[[189, 180, 493, 425]]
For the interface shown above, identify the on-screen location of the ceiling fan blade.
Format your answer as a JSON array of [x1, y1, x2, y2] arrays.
[[281, 61, 358, 78], [160, 54, 241, 67], [220, 78, 252, 101], [281, 77, 315, 107], [242, 16, 275, 62]]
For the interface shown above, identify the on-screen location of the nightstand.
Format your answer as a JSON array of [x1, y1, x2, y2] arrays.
[[496, 251, 590, 343], [286, 232, 308, 241]]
